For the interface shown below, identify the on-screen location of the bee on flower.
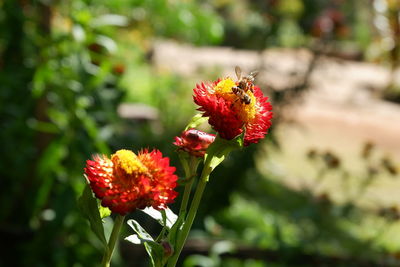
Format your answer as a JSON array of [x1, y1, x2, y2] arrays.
[[193, 66, 273, 146]]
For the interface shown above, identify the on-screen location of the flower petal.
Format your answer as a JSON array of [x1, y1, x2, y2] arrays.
[[84, 149, 178, 215]]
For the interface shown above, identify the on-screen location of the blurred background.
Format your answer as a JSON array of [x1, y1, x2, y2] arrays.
[[1, 0, 400, 266]]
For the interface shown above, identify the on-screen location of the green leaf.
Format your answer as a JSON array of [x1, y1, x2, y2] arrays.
[[27, 118, 59, 133], [168, 215, 185, 247], [126, 219, 164, 267], [78, 185, 107, 247], [141, 207, 178, 229], [210, 240, 236, 256], [91, 14, 129, 27], [202, 135, 243, 181], [32, 140, 67, 216], [126, 219, 155, 241], [184, 255, 215, 267], [184, 113, 208, 130], [145, 242, 165, 267], [125, 234, 142, 244], [99, 205, 111, 219]]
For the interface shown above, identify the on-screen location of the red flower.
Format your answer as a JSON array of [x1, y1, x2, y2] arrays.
[[173, 128, 216, 157], [193, 77, 273, 146], [84, 149, 178, 215]]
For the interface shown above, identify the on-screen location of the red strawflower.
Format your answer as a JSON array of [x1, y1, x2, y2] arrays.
[[193, 77, 273, 146], [84, 149, 178, 215], [173, 128, 216, 157]]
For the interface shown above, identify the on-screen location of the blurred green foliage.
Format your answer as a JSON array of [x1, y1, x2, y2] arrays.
[[0, 0, 221, 265], [1, 0, 399, 266]]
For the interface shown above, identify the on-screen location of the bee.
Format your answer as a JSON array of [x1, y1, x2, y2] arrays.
[[231, 66, 259, 105]]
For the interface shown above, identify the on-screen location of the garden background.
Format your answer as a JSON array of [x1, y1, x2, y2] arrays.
[[1, 0, 400, 266]]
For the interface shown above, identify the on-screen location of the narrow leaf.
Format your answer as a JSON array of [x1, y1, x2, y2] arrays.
[[141, 207, 178, 229], [78, 185, 107, 246], [168, 215, 185, 246], [127, 219, 154, 241], [126, 219, 164, 267], [184, 113, 208, 130], [125, 234, 142, 244], [145, 242, 164, 267], [203, 135, 243, 180]]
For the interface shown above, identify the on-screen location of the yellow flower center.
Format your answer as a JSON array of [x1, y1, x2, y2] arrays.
[[112, 149, 148, 176], [214, 78, 257, 123]]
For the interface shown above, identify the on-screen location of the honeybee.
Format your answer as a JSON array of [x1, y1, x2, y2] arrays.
[[231, 66, 259, 105]]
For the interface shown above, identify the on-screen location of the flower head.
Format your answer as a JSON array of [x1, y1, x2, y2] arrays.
[[193, 77, 273, 146], [84, 149, 178, 215], [173, 128, 216, 157]]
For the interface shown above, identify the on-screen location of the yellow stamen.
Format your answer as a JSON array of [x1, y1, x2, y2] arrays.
[[112, 149, 148, 175], [214, 78, 257, 123]]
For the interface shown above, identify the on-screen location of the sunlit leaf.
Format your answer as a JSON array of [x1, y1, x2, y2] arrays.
[[203, 135, 243, 180], [72, 25, 85, 42], [125, 234, 141, 244], [91, 14, 129, 27], [183, 255, 215, 267], [184, 113, 208, 131], [95, 35, 118, 53], [210, 240, 236, 255], [99, 205, 111, 219], [141, 207, 178, 229], [126, 219, 154, 242]]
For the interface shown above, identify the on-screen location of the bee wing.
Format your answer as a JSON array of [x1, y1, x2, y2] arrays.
[[235, 66, 242, 80], [249, 70, 259, 79]]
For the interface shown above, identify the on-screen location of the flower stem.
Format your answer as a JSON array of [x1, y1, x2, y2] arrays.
[[101, 214, 125, 267], [179, 157, 199, 217], [167, 167, 209, 267], [179, 180, 194, 217]]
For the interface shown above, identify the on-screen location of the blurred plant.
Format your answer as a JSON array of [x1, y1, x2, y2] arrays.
[[381, 156, 398, 176], [130, 0, 224, 46], [183, 240, 237, 267], [214, 0, 306, 49], [1, 0, 127, 265], [361, 141, 375, 159], [305, 143, 398, 205], [186, 141, 400, 265], [371, 0, 400, 102], [378, 205, 400, 222], [311, 7, 349, 40]]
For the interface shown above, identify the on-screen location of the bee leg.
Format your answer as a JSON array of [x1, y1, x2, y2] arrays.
[[230, 98, 240, 108]]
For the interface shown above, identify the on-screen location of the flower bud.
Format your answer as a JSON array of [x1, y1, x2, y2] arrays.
[[161, 241, 174, 257], [173, 129, 216, 157]]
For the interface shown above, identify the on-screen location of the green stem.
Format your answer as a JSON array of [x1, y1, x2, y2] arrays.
[[167, 168, 209, 267], [101, 214, 125, 267], [179, 179, 195, 217], [179, 157, 199, 217]]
